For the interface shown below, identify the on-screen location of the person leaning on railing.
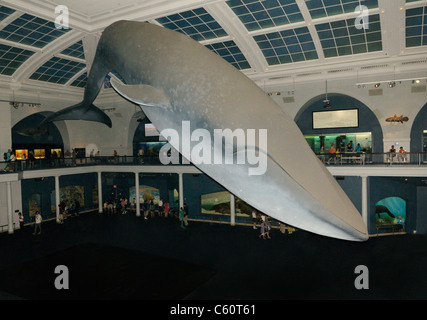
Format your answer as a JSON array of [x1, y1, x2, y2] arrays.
[[398, 146, 406, 163], [327, 143, 337, 164], [388, 145, 396, 162]]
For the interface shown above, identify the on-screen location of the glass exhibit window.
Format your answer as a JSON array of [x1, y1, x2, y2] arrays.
[[135, 142, 168, 158], [51, 148, 62, 157], [29, 193, 41, 217], [305, 132, 372, 153], [15, 149, 28, 160], [375, 197, 406, 233], [34, 149, 45, 159]]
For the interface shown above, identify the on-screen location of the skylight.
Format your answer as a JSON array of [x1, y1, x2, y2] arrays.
[[306, 0, 378, 19], [316, 13, 382, 58], [61, 40, 85, 60], [254, 26, 318, 65], [0, 43, 35, 76], [0, 13, 70, 48], [406, 6, 427, 47], [0, 5, 15, 22], [156, 8, 228, 41], [205, 40, 251, 70], [70, 72, 88, 88], [30, 56, 85, 85], [227, 0, 304, 31]]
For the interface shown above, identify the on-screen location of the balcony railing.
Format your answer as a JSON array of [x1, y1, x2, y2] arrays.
[[0, 155, 191, 173], [0, 152, 426, 174], [317, 152, 427, 166]]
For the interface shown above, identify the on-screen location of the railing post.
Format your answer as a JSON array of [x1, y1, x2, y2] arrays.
[[230, 193, 235, 226], [361, 175, 368, 228], [6, 181, 13, 234], [98, 171, 103, 213], [179, 172, 184, 210], [135, 172, 140, 217], [55, 175, 61, 223]]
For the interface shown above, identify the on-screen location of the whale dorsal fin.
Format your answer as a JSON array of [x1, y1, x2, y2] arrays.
[[110, 77, 171, 109]]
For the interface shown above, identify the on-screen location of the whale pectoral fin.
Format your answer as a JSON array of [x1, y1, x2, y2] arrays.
[[110, 77, 171, 109]]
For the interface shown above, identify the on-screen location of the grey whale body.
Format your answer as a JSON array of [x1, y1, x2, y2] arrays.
[[43, 21, 368, 241]]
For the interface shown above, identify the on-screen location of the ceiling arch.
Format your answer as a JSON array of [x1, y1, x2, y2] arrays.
[[0, 0, 426, 99]]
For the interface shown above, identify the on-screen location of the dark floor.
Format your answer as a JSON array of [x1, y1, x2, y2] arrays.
[[0, 211, 426, 301]]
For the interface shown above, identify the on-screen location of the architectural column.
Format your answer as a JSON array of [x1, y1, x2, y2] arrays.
[[361, 175, 368, 227], [230, 193, 235, 226], [55, 175, 60, 223], [135, 172, 140, 217], [6, 181, 13, 234], [98, 171, 103, 213], [178, 173, 184, 210]]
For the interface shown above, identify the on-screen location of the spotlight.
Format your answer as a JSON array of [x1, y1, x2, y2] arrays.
[[323, 99, 331, 109], [374, 83, 380, 88], [389, 81, 396, 88], [413, 79, 421, 84], [10, 102, 19, 109]]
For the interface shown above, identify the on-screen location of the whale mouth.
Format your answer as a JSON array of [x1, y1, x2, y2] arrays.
[[233, 146, 368, 241]]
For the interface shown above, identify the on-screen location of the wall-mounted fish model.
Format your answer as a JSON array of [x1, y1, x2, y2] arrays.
[[386, 115, 409, 123]]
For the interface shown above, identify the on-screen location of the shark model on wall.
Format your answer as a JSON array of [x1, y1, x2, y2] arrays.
[[42, 21, 368, 241]]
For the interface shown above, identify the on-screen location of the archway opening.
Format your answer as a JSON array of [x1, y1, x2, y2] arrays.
[[12, 113, 64, 160], [375, 196, 406, 234], [410, 101, 427, 156], [295, 93, 384, 156]]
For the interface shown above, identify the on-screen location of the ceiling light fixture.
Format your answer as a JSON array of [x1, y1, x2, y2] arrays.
[[3, 100, 41, 109], [323, 80, 331, 109], [357, 77, 427, 87]]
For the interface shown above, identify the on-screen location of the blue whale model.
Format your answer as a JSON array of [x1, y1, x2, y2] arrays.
[[44, 21, 368, 241]]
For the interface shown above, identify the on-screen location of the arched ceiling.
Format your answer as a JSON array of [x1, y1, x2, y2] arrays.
[[0, 0, 426, 100]]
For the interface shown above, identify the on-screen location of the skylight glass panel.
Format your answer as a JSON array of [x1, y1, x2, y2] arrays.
[[0, 43, 35, 76], [104, 71, 126, 89], [0, 5, 16, 22], [306, 0, 378, 19], [0, 13, 70, 48], [30, 57, 85, 85], [70, 72, 87, 88], [406, 6, 427, 47], [227, 0, 304, 31], [253, 26, 318, 65], [61, 40, 85, 60], [205, 40, 251, 70], [316, 13, 382, 58], [156, 8, 228, 41]]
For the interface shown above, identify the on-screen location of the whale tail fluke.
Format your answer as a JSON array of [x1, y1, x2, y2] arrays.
[[40, 38, 112, 127], [39, 102, 112, 128]]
